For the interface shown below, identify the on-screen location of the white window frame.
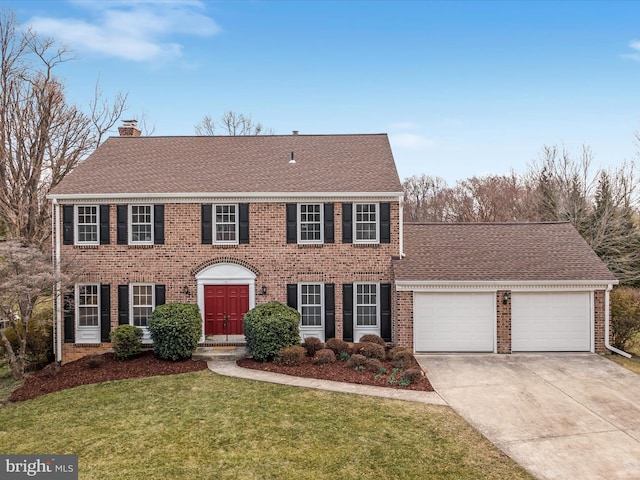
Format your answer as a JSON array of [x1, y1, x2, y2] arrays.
[[214, 204, 239, 245], [354, 282, 379, 327], [130, 283, 155, 329], [298, 203, 324, 244], [129, 205, 153, 245], [75, 205, 99, 245], [76, 283, 100, 329], [353, 203, 379, 244], [298, 283, 324, 328]]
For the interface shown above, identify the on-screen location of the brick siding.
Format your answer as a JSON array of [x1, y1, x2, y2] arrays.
[[496, 290, 512, 354]]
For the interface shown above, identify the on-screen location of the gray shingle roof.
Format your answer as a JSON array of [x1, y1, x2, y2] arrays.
[[394, 222, 617, 282], [49, 134, 402, 196]]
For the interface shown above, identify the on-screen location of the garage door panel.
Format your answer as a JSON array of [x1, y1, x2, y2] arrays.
[[414, 293, 494, 352], [512, 292, 591, 352]]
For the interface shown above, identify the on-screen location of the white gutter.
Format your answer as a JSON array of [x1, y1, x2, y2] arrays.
[[53, 199, 63, 363], [605, 284, 631, 358], [398, 194, 404, 258]]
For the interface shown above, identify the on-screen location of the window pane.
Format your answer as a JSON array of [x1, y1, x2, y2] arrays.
[[355, 204, 377, 241], [356, 284, 377, 326], [77, 206, 98, 243], [215, 205, 237, 242], [131, 206, 152, 242], [300, 204, 322, 242], [78, 285, 99, 327], [132, 285, 153, 327], [300, 284, 322, 326]]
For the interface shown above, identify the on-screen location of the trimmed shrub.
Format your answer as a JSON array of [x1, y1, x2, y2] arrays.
[[148, 303, 202, 361], [303, 337, 324, 357], [359, 334, 386, 346], [325, 337, 349, 356], [276, 345, 305, 366], [358, 342, 385, 361], [244, 302, 300, 362], [610, 287, 640, 350], [389, 347, 414, 369], [346, 353, 367, 370], [364, 357, 383, 372], [313, 348, 336, 365], [402, 368, 424, 385], [110, 325, 143, 360]]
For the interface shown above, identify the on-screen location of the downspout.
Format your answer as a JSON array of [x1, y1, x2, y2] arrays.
[[605, 284, 631, 358], [53, 199, 63, 363], [398, 195, 405, 258]]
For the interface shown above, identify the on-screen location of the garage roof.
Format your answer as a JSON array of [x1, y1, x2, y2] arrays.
[[395, 222, 617, 282]]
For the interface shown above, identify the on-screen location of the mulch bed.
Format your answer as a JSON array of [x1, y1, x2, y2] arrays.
[[9, 351, 208, 403], [237, 356, 434, 391]]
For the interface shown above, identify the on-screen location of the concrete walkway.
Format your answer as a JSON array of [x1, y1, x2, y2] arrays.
[[208, 360, 446, 405], [416, 354, 640, 480]]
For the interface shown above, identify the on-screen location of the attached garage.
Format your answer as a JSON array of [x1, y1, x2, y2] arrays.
[[511, 292, 591, 352], [394, 223, 618, 354], [414, 292, 494, 352]]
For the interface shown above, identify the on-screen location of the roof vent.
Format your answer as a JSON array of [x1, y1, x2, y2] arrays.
[[289, 151, 296, 164], [292, 130, 299, 135], [118, 119, 141, 137]]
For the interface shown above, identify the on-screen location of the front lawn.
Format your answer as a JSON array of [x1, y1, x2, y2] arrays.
[[0, 364, 17, 404], [0, 371, 533, 479]]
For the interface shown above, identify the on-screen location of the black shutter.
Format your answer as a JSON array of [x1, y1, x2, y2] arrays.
[[99, 205, 110, 245], [201, 204, 212, 244], [155, 284, 166, 307], [342, 283, 353, 342], [286, 203, 297, 243], [324, 283, 335, 339], [117, 205, 128, 245], [324, 203, 334, 244], [63, 205, 74, 245], [154, 204, 164, 244], [380, 283, 391, 342], [239, 203, 250, 244], [380, 202, 391, 244], [100, 285, 111, 342], [342, 203, 353, 244], [287, 284, 298, 309], [118, 285, 129, 325], [63, 289, 75, 343]]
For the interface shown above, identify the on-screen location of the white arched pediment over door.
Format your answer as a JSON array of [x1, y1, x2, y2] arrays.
[[195, 263, 256, 341]]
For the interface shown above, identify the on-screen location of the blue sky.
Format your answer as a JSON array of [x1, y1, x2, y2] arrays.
[[7, 0, 640, 183]]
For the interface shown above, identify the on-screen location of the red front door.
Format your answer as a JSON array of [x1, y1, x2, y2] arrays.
[[204, 285, 250, 335]]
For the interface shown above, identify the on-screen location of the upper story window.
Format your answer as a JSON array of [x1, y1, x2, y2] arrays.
[[215, 204, 238, 244], [77, 284, 99, 327], [298, 204, 323, 243], [130, 205, 153, 244], [354, 203, 378, 243], [131, 284, 154, 327], [355, 283, 378, 327], [76, 206, 99, 245]]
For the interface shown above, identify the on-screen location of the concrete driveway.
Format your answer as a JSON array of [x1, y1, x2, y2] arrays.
[[416, 354, 640, 480]]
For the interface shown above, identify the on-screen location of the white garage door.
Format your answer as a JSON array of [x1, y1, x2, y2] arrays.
[[512, 292, 591, 352], [414, 292, 495, 352]]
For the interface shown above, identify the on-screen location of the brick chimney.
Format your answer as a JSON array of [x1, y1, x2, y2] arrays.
[[118, 119, 141, 137]]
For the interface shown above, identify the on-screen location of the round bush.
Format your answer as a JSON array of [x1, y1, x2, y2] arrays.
[[389, 346, 414, 369], [346, 353, 367, 370], [303, 337, 324, 357], [110, 325, 143, 360], [313, 348, 336, 365], [325, 337, 349, 356], [243, 301, 300, 362], [148, 303, 202, 361], [358, 334, 386, 346], [364, 357, 383, 372], [276, 345, 305, 366], [402, 368, 424, 385], [358, 342, 386, 361]]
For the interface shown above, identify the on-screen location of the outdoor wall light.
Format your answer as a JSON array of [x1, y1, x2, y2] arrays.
[[502, 292, 510, 305], [261, 285, 267, 295], [183, 285, 190, 296]]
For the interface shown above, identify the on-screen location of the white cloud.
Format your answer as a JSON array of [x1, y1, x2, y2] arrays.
[[389, 133, 436, 150], [28, 1, 219, 62]]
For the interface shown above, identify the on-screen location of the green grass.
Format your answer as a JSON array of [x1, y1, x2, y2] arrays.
[[0, 371, 533, 480], [608, 333, 640, 374], [0, 363, 17, 404]]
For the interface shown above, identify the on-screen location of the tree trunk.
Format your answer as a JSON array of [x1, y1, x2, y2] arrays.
[[0, 328, 23, 380]]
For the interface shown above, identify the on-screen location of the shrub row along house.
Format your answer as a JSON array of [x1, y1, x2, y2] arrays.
[[48, 123, 618, 363]]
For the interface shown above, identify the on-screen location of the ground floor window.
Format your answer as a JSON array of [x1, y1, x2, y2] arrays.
[[77, 284, 99, 327], [355, 283, 378, 326], [131, 284, 154, 327], [300, 283, 323, 326]]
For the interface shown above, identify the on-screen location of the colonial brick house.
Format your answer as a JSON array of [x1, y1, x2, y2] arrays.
[[49, 124, 618, 364]]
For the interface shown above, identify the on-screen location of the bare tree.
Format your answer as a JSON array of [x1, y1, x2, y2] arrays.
[[402, 174, 451, 222], [0, 11, 127, 246], [0, 240, 70, 379], [195, 110, 273, 136]]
